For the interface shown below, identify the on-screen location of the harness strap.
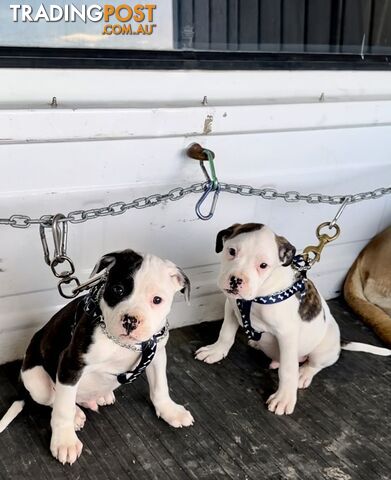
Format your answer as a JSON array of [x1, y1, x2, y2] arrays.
[[81, 284, 168, 385], [117, 324, 168, 384], [236, 277, 307, 342], [117, 339, 157, 384], [83, 284, 103, 319]]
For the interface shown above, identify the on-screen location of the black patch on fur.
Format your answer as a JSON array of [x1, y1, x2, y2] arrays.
[[21, 249, 144, 388], [22, 296, 98, 385], [97, 250, 143, 308], [297, 280, 322, 322], [176, 267, 191, 302], [215, 223, 264, 253], [275, 235, 296, 266]]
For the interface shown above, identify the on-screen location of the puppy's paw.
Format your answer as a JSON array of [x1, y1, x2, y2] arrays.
[[156, 401, 194, 428], [79, 400, 99, 412], [97, 391, 116, 406], [298, 365, 315, 389], [74, 406, 86, 431], [50, 427, 83, 465], [195, 343, 228, 364], [266, 389, 297, 416]]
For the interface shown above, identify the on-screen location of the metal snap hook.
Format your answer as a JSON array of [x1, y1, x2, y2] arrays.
[[51, 213, 68, 258], [71, 268, 109, 296], [186, 143, 220, 220], [39, 213, 68, 266], [329, 196, 352, 228], [195, 182, 221, 221], [39, 223, 51, 266]]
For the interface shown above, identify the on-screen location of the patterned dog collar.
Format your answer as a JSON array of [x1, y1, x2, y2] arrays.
[[98, 319, 169, 385], [83, 285, 169, 385], [236, 278, 307, 341]]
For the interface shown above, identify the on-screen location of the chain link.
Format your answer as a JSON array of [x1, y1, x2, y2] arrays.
[[0, 183, 390, 229]]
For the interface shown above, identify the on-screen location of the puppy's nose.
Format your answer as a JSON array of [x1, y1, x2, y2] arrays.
[[230, 275, 243, 289], [122, 315, 139, 335]]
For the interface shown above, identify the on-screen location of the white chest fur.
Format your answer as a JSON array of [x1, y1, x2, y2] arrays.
[[230, 294, 332, 357], [76, 328, 143, 402]]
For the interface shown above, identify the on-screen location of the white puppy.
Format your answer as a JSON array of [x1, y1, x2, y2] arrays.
[[196, 223, 391, 415]]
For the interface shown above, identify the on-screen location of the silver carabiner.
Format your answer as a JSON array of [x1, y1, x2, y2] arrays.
[[329, 196, 352, 228], [52, 214, 68, 258], [39, 224, 51, 266], [39, 213, 68, 265], [195, 182, 220, 221], [71, 269, 108, 296]]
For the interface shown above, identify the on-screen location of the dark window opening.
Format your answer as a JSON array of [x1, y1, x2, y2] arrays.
[[0, 1, 391, 70]]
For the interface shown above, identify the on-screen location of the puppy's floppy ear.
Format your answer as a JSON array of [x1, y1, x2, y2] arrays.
[[166, 261, 191, 303], [215, 224, 240, 253], [175, 267, 191, 303], [275, 235, 296, 267], [90, 253, 116, 277]]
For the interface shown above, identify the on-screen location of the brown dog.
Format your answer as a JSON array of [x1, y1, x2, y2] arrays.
[[344, 226, 391, 345]]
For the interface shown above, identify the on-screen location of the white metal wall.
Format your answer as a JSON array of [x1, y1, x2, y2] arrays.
[[0, 69, 390, 364]]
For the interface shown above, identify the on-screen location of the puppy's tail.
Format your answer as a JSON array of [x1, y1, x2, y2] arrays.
[[0, 400, 25, 433], [341, 341, 391, 357], [344, 258, 391, 345]]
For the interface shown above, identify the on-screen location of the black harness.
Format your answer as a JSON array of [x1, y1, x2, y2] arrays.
[[82, 284, 167, 385], [236, 265, 307, 342]]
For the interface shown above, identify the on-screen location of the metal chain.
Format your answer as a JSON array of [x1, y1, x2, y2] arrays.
[[0, 183, 390, 229], [0, 183, 205, 229], [219, 184, 391, 205]]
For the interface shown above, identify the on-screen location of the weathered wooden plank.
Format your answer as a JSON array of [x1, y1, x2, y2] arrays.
[[0, 299, 390, 479]]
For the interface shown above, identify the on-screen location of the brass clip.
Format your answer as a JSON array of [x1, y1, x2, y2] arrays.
[[303, 222, 340, 265]]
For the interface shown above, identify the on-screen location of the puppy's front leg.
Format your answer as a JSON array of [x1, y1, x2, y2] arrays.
[[267, 331, 299, 416], [146, 345, 194, 428], [195, 299, 239, 363], [50, 354, 83, 465]]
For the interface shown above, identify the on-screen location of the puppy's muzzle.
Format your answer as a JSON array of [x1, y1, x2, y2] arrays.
[[122, 315, 140, 335], [229, 275, 243, 291]]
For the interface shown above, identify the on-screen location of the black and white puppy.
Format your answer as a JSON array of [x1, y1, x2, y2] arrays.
[[196, 223, 391, 416], [0, 250, 193, 464]]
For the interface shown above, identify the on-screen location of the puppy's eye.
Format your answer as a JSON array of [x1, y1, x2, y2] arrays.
[[260, 263, 268, 269], [153, 296, 162, 305], [228, 248, 236, 257], [112, 284, 124, 296]]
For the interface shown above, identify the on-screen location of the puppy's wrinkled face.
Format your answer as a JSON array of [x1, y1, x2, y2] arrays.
[[92, 250, 190, 343], [216, 223, 296, 300]]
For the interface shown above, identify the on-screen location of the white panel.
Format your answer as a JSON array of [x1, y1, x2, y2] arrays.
[[0, 69, 390, 364], [2, 100, 391, 144], [1, 70, 391, 108]]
